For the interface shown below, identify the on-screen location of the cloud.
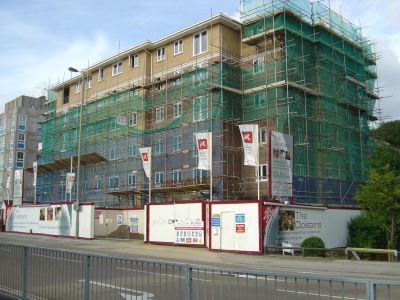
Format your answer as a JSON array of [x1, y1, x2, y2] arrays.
[[0, 32, 113, 107]]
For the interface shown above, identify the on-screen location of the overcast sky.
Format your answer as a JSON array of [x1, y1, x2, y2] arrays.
[[0, 0, 398, 120]]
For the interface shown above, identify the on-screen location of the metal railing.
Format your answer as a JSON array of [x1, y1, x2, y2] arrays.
[[0, 243, 399, 299]]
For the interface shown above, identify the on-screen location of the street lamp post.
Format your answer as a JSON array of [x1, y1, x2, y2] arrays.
[[68, 67, 84, 239]]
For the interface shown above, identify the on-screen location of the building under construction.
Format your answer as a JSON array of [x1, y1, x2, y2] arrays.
[[37, 0, 378, 207]]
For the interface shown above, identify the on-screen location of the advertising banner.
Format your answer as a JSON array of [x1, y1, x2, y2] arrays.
[[239, 124, 259, 166], [139, 147, 152, 178], [33, 162, 38, 187], [13, 170, 23, 205], [195, 132, 212, 170], [270, 131, 293, 198], [66, 173, 75, 194]]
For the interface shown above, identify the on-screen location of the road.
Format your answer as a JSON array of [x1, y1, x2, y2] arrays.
[[0, 233, 398, 299]]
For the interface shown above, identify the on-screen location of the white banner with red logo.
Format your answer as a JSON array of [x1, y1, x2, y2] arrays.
[[239, 124, 259, 166], [139, 147, 152, 178], [66, 173, 75, 194], [33, 162, 38, 187], [195, 132, 212, 170]]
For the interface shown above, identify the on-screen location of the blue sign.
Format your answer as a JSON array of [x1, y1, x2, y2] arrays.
[[211, 216, 220, 227], [235, 213, 245, 223]]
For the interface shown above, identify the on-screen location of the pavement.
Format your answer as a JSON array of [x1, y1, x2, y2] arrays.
[[0, 232, 399, 281]]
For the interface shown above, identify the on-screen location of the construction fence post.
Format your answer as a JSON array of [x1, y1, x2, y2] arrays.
[[185, 265, 193, 300], [366, 280, 376, 300], [21, 246, 28, 300], [83, 255, 91, 300]]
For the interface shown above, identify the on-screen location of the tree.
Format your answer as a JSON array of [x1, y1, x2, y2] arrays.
[[371, 120, 400, 149], [354, 166, 400, 249]]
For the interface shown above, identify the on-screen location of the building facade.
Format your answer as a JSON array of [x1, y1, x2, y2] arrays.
[[38, 0, 378, 207], [0, 96, 44, 206]]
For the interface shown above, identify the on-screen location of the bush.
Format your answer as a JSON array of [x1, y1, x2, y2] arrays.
[[348, 213, 386, 249], [301, 236, 325, 257]]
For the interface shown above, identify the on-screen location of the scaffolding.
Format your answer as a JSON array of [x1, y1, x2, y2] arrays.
[[38, 0, 378, 207], [240, 0, 378, 204]]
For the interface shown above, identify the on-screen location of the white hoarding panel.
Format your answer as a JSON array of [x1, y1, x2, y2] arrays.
[[210, 202, 260, 253], [270, 131, 293, 199], [148, 202, 204, 246], [6, 203, 95, 239]]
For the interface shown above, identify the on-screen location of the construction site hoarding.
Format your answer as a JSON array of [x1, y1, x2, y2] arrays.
[[5, 203, 95, 239]]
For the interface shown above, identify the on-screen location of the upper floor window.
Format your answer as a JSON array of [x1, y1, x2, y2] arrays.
[[258, 164, 268, 182], [254, 92, 265, 106], [128, 173, 137, 188], [155, 171, 165, 187], [129, 112, 137, 127], [193, 96, 208, 122], [87, 76, 92, 89], [155, 106, 165, 123], [75, 81, 81, 93], [253, 57, 265, 74], [98, 68, 105, 82], [18, 115, 26, 131], [17, 133, 25, 149], [109, 176, 119, 190], [259, 127, 267, 144], [173, 101, 182, 118], [109, 146, 120, 161], [193, 31, 208, 55], [174, 40, 183, 55], [130, 54, 139, 68], [112, 62, 123, 76], [157, 47, 165, 62]]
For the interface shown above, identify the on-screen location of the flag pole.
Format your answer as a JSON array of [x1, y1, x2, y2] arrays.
[[149, 166, 152, 204], [209, 133, 213, 203]]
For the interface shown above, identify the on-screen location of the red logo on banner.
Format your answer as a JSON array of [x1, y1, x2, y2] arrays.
[[141, 153, 148, 161], [197, 139, 208, 150], [242, 131, 253, 143]]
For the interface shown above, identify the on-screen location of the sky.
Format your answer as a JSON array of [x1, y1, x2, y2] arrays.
[[0, 0, 399, 121]]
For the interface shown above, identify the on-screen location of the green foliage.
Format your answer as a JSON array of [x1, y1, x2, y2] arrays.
[[355, 166, 400, 249], [301, 236, 325, 257], [348, 213, 386, 248], [371, 120, 400, 149], [370, 144, 400, 175]]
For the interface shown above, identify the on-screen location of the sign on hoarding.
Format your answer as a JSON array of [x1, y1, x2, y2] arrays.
[[175, 219, 204, 245], [270, 131, 293, 199], [211, 214, 221, 227]]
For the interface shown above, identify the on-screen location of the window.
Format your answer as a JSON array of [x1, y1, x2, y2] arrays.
[[94, 178, 101, 190], [16, 152, 24, 168], [157, 47, 165, 62], [9, 140, 14, 150], [297, 163, 305, 176], [128, 173, 136, 188], [130, 54, 139, 68], [192, 69, 208, 87], [128, 143, 137, 157], [174, 40, 183, 55], [155, 106, 165, 122], [193, 31, 208, 55], [193, 96, 208, 122], [0, 119, 4, 135], [155, 171, 164, 187], [173, 101, 182, 118], [17, 132, 25, 149], [154, 139, 165, 155], [109, 146, 120, 161], [253, 57, 265, 74], [173, 169, 182, 183], [87, 76, 92, 89], [258, 164, 268, 182], [98, 68, 104, 81], [129, 112, 137, 127], [192, 168, 208, 183], [254, 92, 265, 106], [296, 127, 304, 144], [18, 115, 26, 131], [112, 62, 123, 76], [8, 152, 13, 167], [75, 81, 81, 93], [259, 127, 267, 144], [172, 135, 182, 153], [109, 176, 120, 190]]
